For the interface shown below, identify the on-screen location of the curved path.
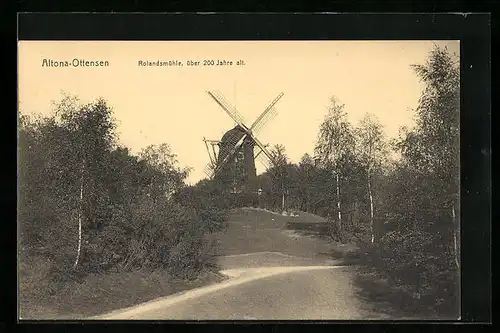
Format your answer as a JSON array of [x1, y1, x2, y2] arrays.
[[95, 208, 391, 320]]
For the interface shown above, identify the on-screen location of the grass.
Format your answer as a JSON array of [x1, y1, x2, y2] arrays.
[[211, 208, 334, 260]]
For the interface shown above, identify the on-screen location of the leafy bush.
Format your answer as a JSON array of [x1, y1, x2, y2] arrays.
[[18, 95, 226, 292], [173, 180, 229, 233]]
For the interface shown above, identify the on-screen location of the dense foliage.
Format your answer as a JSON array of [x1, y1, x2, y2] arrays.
[[18, 96, 225, 288], [257, 46, 460, 313]]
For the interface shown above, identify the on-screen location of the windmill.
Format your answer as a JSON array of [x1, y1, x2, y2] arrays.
[[203, 90, 284, 193]]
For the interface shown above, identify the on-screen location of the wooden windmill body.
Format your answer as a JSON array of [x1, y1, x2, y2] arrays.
[[203, 90, 284, 194]]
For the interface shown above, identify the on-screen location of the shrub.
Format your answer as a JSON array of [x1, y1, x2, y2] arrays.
[[174, 181, 230, 233], [18, 97, 224, 292]]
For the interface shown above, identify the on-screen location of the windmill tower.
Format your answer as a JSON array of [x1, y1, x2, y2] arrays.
[[203, 90, 284, 194]]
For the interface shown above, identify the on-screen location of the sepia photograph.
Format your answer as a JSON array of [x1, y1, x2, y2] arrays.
[[18, 40, 460, 320]]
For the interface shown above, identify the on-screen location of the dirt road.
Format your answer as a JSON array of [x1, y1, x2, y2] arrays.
[[95, 208, 391, 320]]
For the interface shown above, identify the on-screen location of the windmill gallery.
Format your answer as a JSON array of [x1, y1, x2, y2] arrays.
[[202, 90, 284, 202]]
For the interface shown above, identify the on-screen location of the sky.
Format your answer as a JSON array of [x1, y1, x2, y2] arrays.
[[18, 40, 459, 185]]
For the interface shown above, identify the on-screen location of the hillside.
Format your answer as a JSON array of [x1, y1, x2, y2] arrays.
[[211, 207, 339, 264]]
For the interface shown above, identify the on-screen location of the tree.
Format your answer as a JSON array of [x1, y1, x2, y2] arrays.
[[374, 46, 460, 311], [63, 98, 117, 269], [269, 144, 289, 211], [138, 143, 191, 201], [18, 95, 118, 272], [314, 96, 355, 239], [297, 153, 316, 212], [399, 45, 460, 267], [355, 113, 388, 243]]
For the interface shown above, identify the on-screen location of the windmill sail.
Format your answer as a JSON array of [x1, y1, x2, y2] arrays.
[[207, 91, 246, 128], [256, 152, 272, 170], [205, 91, 284, 182], [203, 164, 214, 177], [252, 107, 278, 134]]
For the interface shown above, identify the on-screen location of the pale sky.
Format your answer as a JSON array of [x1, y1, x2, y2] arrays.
[[18, 40, 459, 185]]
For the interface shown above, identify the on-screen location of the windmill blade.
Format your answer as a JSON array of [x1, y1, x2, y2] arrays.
[[254, 144, 269, 159], [207, 91, 247, 130], [217, 129, 241, 161], [212, 134, 247, 177], [256, 153, 272, 170], [249, 133, 276, 168], [252, 106, 278, 134], [203, 164, 215, 178], [217, 91, 247, 124], [213, 135, 246, 178], [214, 91, 246, 124], [254, 148, 263, 159], [249, 92, 284, 131]]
